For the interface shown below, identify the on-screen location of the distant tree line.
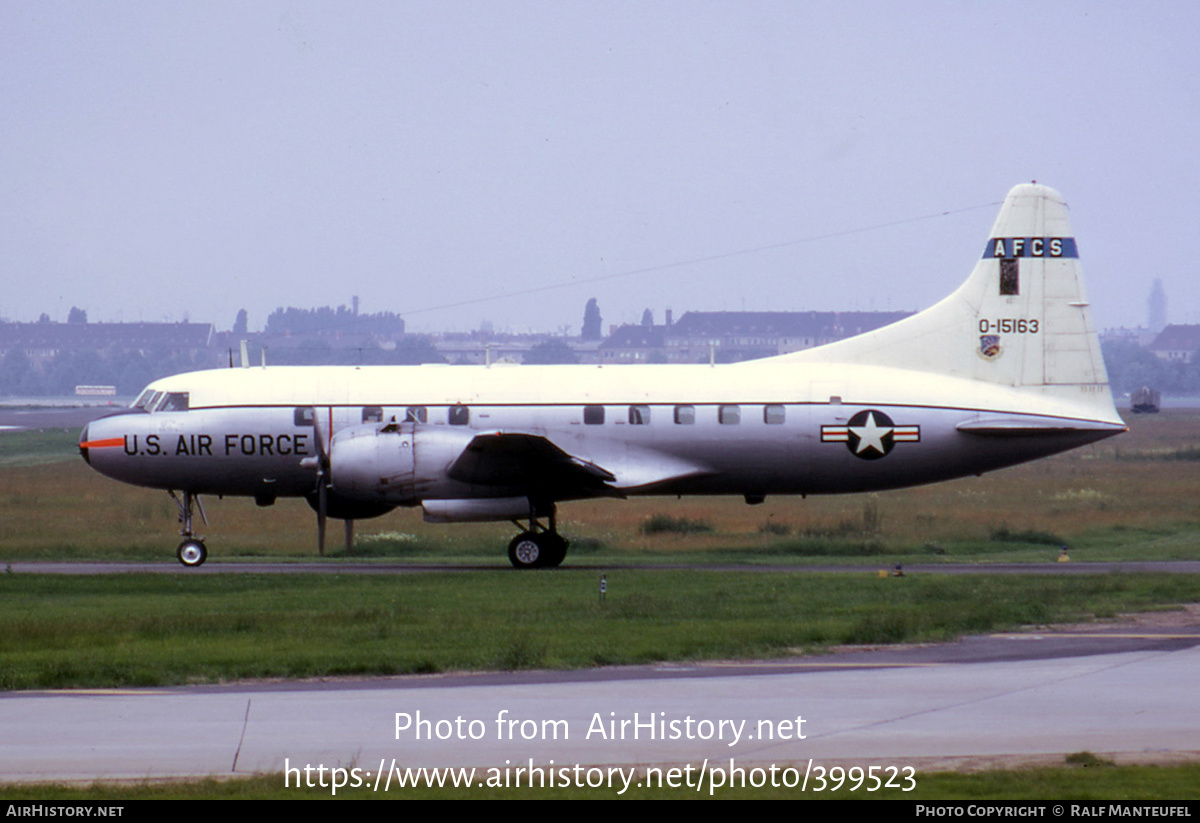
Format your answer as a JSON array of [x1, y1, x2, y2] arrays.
[[0, 338, 447, 397], [581, 298, 602, 341], [1102, 340, 1200, 396], [264, 336, 443, 366], [522, 338, 579, 365], [0, 347, 214, 397], [264, 306, 406, 337]]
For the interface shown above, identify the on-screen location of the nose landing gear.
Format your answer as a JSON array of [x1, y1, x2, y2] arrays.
[[176, 538, 208, 567], [169, 490, 208, 567]]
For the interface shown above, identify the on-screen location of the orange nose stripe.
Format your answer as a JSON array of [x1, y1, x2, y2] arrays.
[[80, 438, 124, 449]]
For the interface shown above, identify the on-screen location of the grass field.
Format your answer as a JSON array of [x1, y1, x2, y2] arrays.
[[2, 410, 1200, 693], [4, 570, 1199, 690]]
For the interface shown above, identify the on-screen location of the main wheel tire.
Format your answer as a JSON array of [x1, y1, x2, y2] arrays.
[[507, 533, 543, 569], [540, 534, 569, 568], [176, 538, 208, 567]]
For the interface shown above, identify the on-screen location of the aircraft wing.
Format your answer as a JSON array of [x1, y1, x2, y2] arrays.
[[447, 432, 618, 494], [447, 431, 712, 496]]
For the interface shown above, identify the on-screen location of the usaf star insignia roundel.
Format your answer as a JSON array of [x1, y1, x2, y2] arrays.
[[821, 410, 920, 460]]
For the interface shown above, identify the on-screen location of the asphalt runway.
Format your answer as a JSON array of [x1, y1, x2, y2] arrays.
[[3, 622, 1199, 786], [0, 405, 116, 431]]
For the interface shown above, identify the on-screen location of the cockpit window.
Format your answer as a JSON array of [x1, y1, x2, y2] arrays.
[[158, 392, 190, 412], [133, 389, 156, 409]]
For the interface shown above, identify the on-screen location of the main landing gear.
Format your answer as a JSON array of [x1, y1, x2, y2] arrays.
[[507, 503, 569, 569], [169, 490, 208, 567]]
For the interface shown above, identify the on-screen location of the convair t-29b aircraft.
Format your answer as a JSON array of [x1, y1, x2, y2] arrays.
[[80, 184, 1125, 568]]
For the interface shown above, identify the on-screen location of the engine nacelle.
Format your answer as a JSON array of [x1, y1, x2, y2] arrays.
[[328, 423, 474, 504], [421, 497, 550, 523], [304, 489, 395, 521]]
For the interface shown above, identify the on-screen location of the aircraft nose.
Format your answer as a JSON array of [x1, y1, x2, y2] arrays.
[[79, 420, 125, 468]]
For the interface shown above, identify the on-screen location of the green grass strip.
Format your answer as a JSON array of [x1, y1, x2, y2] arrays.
[[3, 571, 1199, 690]]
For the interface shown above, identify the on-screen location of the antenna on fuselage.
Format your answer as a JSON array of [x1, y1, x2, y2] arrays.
[[239, 340, 250, 368]]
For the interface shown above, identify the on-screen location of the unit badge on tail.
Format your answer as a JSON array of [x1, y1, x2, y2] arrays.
[[821, 410, 920, 460], [978, 334, 1003, 361]]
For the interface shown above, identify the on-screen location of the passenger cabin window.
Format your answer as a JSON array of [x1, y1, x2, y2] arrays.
[[719, 405, 741, 425], [764, 404, 785, 424], [294, 407, 315, 427], [583, 405, 605, 425], [158, 392, 189, 412], [405, 406, 428, 423], [362, 406, 383, 423], [674, 405, 695, 425], [449, 405, 470, 426], [629, 405, 650, 425]]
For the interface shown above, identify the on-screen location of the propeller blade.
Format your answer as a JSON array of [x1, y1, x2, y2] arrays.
[[312, 406, 332, 470], [310, 406, 332, 556], [317, 478, 327, 556]]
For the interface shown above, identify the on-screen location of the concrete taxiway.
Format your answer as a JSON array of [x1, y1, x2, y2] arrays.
[[3, 626, 1199, 784]]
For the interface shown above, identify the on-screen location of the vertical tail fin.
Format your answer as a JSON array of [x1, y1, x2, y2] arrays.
[[783, 184, 1118, 419]]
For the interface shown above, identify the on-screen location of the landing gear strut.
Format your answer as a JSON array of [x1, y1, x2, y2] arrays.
[[507, 502, 568, 569], [169, 490, 208, 567]]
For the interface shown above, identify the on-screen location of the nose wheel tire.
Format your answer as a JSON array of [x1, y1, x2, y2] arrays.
[[176, 538, 208, 567]]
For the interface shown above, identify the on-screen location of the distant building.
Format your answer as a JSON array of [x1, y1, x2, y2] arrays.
[[1100, 326, 1160, 347], [1147, 324, 1200, 364], [655, 311, 913, 363], [432, 333, 603, 365], [1148, 279, 1168, 333], [0, 321, 214, 366], [598, 325, 667, 363]]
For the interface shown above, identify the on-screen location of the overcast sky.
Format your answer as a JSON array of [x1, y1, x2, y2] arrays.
[[2, 1, 1197, 335]]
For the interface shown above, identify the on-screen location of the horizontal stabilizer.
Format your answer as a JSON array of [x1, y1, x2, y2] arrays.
[[957, 416, 1127, 436]]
